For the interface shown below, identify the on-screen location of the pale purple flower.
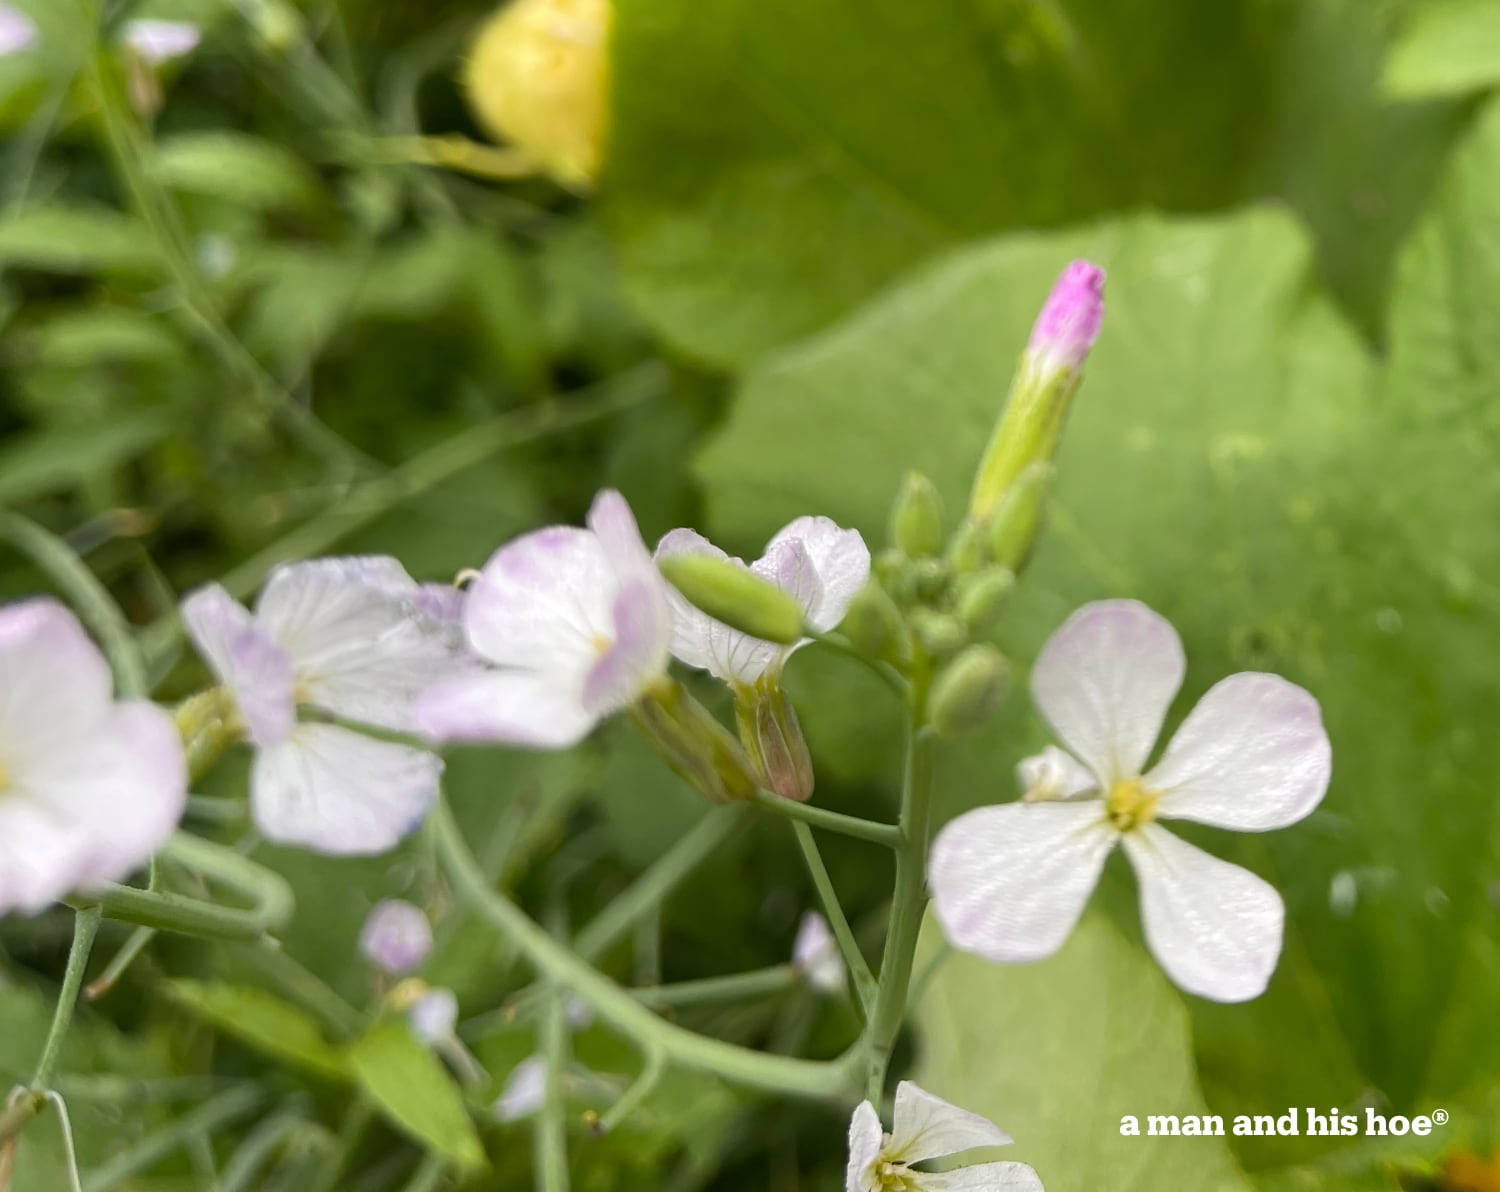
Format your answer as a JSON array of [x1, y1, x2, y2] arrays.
[[0, 600, 186, 914], [416, 490, 671, 748], [654, 516, 869, 685], [1027, 260, 1104, 375], [123, 19, 199, 64], [359, 899, 432, 974], [846, 1081, 1043, 1191], [408, 987, 458, 1043], [182, 557, 461, 856], [494, 1055, 548, 1122], [929, 600, 1331, 1003], [0, 4, 37, 56], [792, 911, 844, 994]]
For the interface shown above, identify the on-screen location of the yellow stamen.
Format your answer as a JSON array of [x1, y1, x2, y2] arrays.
[[1106, 777, 1160, 833], [591, 633, 612, 654]]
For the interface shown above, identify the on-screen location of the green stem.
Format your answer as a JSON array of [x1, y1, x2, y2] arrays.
[[864, 722, 937, 1104], [83, 927, 154, 1001], [537, 988, 571, 1192], [433, 801, 860, 1101], [32, 909, 102, 1091], [217, 1111, 322, 1192], [629, 966, 797, 1010], [808, 631, 910, 701], [789, 823, 876, 1017], [749, 789, 901, 848], [70, 833, 293, 943], [0, 514, 147, 695], [81, 1085, 265, 1192], [595, 1049, 664, 1134]]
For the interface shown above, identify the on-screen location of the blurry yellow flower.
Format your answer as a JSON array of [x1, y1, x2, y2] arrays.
[[463, 0, 611, 190]]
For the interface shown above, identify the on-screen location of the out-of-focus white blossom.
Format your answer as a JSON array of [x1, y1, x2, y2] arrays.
[[792, 911, 845, 994], [359, 899, 433, 974]]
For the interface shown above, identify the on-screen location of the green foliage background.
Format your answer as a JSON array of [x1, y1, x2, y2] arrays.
[[1, 0, 1498, 1188]]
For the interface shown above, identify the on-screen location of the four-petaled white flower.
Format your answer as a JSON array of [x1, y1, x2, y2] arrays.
[[654, 517, 869, 685], [416, 489, 671, 749], [359, 899, 433, 974], [847, 1081, 1043, 1191], [0, 599, 187, 914], [792, 911, 845, 994], [930, 599, 1331, 1003], [182, 557, 461, 856]]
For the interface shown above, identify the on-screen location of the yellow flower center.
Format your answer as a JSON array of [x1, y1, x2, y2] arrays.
[[874, 1161, 920, 1191], [591, 633, 612, 655], [1105, 777, 1160, 833]]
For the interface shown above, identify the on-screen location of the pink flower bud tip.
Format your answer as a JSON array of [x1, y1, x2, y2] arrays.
[[1028, 260, 1105, 373]]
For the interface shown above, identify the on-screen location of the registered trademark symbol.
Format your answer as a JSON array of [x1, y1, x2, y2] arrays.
[[1432, 1109, 1449, 1126]]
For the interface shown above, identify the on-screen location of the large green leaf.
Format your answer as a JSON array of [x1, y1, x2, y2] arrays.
[[916, 913, 1254, 1192], [167, 980, 348, 1081], [695, 201, 1500, 1182]]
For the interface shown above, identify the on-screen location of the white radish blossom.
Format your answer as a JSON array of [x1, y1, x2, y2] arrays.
[[0, 4, 37, 56], [654, 516, 869, 686], [416, 490, 671, 749], [0, 599, 186, 914], [408, 987, 459, 1043], [847, 1081, 1043, 1191], [359, 899, 433, 974], [792, 911, 845, 994], [123, 19, 200, 64], [494, 1055, 548, 1122], [930, 599, 1331, 1003], [181, 558, 460, 856]]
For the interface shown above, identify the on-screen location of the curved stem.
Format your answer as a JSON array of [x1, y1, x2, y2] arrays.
[[629, 966, 797, 1010], [33, 909, 102, 1091], [433, 800, 861, 1101], [790, 823, 876, 1017], [807, 631, 910, 701], [750, 789, 901, 848]]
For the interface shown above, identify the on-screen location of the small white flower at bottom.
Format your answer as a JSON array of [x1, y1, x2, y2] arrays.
[[929, 599, 1331, 1003], [847, 1081, 1043, 1191]]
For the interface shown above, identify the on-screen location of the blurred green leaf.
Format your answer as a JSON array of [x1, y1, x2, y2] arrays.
[[0, 413, 170, 505], [916, 913, 1254, 1192], [0, 206, 163, 276], [152, 132, 327, 213], [346, 1017, 487, 1171], [167, 979, 348, 1080], [25, 308, 183, 367], [1383, 0, 1500, 98]]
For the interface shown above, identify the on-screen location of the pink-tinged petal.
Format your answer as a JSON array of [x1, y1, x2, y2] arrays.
[[655, 528, 730, 674], [359, 899, 432, 973], [888, 1081, 1012, 1163], [415, 671, 596, 749], [181, 584, 296, 747], [1030, 599, 1185, 786], [845, 1100, 884, 1192], [0, 4, 37, 56], [792, 911, 844, 993], [414, 583, 466, 625], [920, 1162, 1046, 1190], [466, 527, 613, 673], [586, 488, 656, 585], [752, 537, 823, 618], [1028, 260, 1105, 374], [1145, 672, 1331, 831], [1121, 825, 1283, 1002], [123, 18, 199, 63], [0, 598, 114, 758], [765, 516, 870, 632], [582, 576, 670, 715], [929, 802, 1114, 963], [251, 725, 441, 856], [1016, 744, 1096, 802]]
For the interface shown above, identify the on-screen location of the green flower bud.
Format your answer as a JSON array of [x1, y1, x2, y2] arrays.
[[912, 557, 949, 601], [889, 472, 945, 558], [910, 609, 967, 658], [840, 581, 907, 660], [945, 520, 987, 575], [874, 548, 916, 605], [988, 462, 1054, 573], [735, 682, 815, 802], [658, 554, 804, 644], [631, 679, 759, 803], [927, 645, 1009, 739], [956, 566, 1015, 630]]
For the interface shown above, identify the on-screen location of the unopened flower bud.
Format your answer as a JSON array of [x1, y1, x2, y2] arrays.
[[738, 682, 815, 802], [956, 566, 1015, 630], [875, 548, 917, 606], [911, 609, 967, 658], [912, 557, 949, 601], [988, 462, 1054, 573], [658, 553, 804, 645], [408, 987, 459, 1043], [945, 520, 987, 574], [928, 645, 1008, 739], [360, 899, 433, 974], [464, 0, 610, 190], [969, 261, 1104, 522], [840, 581, 906, 660], [631, 679, 759, 803], [889, 472, 945, 558]]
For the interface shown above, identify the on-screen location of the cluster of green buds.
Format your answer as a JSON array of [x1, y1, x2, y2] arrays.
[[843, 261, 1106, 739]]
